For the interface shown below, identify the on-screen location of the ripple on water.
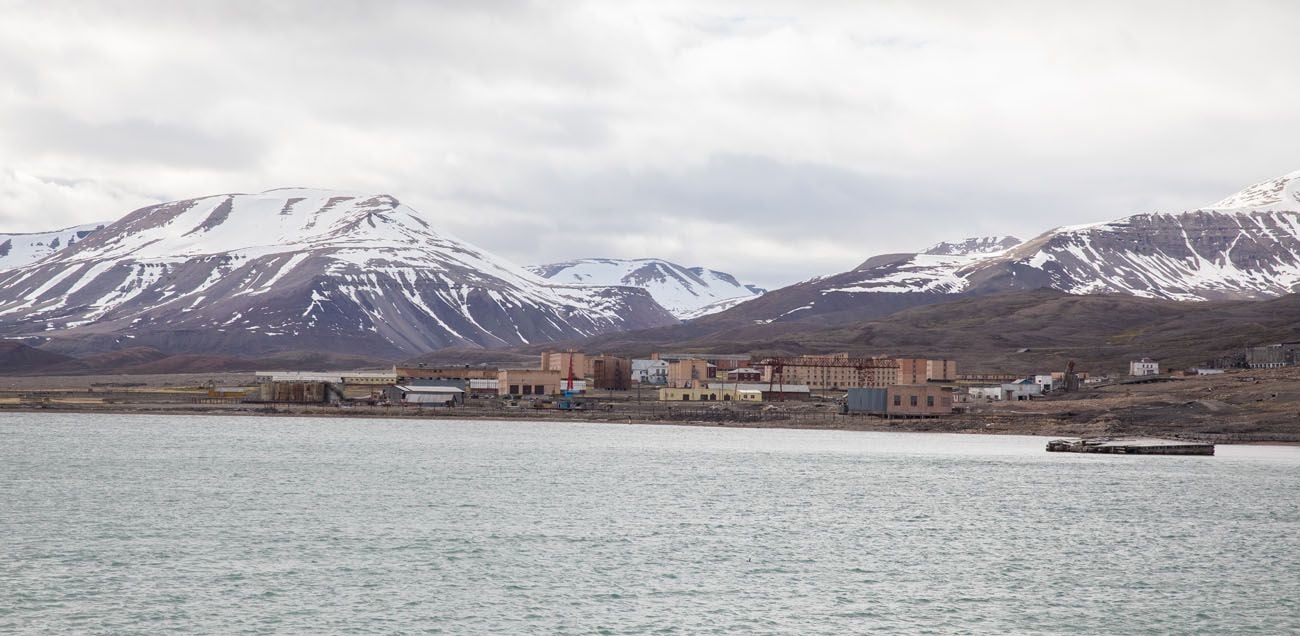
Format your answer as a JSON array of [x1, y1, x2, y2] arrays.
[[2, 414, 1299, 634]]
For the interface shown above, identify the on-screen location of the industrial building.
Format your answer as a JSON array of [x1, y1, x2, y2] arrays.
[[758, 354, 899, 390], [386, 385, 464, 406], [497, 369, 563, 397], [657, 386, 763, 402]]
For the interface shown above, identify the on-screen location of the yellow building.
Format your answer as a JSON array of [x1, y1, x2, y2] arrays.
[[657, 386, 762, 402]]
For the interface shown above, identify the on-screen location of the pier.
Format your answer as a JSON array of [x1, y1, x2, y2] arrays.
[[1046, 437, 1215, 455]]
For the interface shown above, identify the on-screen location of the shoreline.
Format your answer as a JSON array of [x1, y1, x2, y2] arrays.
[[5, 403, 1298, 445]]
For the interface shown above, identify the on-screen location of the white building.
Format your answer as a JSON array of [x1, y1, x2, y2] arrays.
[[968, 386, 1003, 402], [1033, 374, 1055, 392], [632, 359, 669, 385], [1001, 379, 1043, 401], [1129, 358, 1160, 376]]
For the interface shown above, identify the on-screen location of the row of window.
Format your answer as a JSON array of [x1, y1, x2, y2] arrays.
[[507, 384, 547, 395], [892, 395, 936, 407]]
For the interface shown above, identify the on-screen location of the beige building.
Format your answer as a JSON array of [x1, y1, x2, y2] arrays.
[[540, 350, 587, 377], [497, 369, 563, 397], [658, 386, 762, 402], [394, 366, 497, 383], [886, 384, 954, 416], [759, 354, 899, 390], [667, 358, 714, 388], [895, 358, 958, 384]]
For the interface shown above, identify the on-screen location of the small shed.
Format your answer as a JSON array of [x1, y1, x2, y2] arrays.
[[387, 385, 464, 406]]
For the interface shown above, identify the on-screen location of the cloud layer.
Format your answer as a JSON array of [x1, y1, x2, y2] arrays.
[[2, 0, 1299, 285]]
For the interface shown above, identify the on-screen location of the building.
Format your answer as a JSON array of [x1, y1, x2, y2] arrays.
[[1033, 374, 1055, 392], [497, 369, 563, 397], [702, 382, 811, 401], [632, 359, 669, 385], [725, 367, 762, 382], [467, 379, 499, 396], [895, 358, 958, 384], [967, 386, 1003, 402], [652, 352, 752, 372], [657, 386, 763, 402], [956, 372, 1020, 383], [1129, 358, 1160, 376], [1002, 379, 1043, 401], [341, 372, 397, 385], [759, 354, 899, 390], [540, 350, 586, 377], [386, 385, 464, 406], [1244, 343, 1300, 368], [393, 365, 496, 385], [667, 358, 714, 388], [587, 355, 631, 390], [886, 384, 954, 417], [845, 387, 888, 414]]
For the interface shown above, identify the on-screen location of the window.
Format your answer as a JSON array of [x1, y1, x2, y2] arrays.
[[893, 395, 901, 406], [910, 395, 918, 407], [509, 385, 519, 394], [682, 394, 691, 401], [522, 385, 533, 395], [927, 396, 934, 407], [534, 385, 544, 395]]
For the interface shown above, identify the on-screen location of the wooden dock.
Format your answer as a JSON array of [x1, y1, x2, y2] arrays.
[[1046, 437, 1215, 455]]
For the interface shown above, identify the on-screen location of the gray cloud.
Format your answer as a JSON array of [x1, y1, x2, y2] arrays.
[[1, 1, 1299, 286]]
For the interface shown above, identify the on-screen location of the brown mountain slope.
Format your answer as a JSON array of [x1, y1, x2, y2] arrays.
[[560, 289, 1300, 374]]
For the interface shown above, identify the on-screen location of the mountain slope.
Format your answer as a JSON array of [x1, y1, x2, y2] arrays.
[[0, 189, 676, 357], [0, 223, 106, 270], [709, 170, 1300, 326], [529, 258, 765, 319], [558, 288, 1300, 374]]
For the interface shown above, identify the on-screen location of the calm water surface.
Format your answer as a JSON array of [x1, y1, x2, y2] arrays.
[[2, 414, 1298, 634]]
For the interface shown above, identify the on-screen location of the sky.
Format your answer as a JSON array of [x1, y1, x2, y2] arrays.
[[2, 0, 1299, 287]]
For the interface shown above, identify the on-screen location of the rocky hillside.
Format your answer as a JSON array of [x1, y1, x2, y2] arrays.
[[0, 189, 677, 357], [530, 258, 765, 319], [710, 170, 1300, 326]]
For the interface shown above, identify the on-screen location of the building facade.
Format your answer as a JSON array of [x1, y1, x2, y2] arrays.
[[1129, 358, 1160, 376], [497, 369, 562, 397], [759, 354, 899, 390], [667, 358, 714, 388], [885, 384, 954, 416], [895, 358, 958, 384], [632, 359, 669, 385], [657, 386, 762, 402]]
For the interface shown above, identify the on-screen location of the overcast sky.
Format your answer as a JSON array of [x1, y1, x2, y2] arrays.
[[2, 1, 1299, 286]]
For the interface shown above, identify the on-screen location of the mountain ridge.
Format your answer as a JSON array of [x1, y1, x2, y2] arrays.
[[0, 188, 677, 357]]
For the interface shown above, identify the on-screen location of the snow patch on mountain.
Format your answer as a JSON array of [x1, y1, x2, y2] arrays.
[[923, 236, 1022, 256], [529, 258, 766, 319], [1208, 169, 1300, 211], [0, 223, 106, 270]]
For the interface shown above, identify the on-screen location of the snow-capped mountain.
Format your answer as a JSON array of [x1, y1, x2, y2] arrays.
[[529, 258, 766, 319], [0, 223, 106, 270], [0, 189, 676, 357], [716, 169, 1300, 325]]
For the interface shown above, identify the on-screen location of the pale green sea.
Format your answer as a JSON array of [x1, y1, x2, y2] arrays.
[[2, 414, 1298, 634]]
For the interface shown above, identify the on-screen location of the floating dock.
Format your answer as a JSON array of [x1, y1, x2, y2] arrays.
[[1046, 437, 1215, 455]]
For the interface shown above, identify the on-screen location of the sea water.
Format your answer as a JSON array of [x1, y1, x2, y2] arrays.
[[2, 414, 1298, 634]]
